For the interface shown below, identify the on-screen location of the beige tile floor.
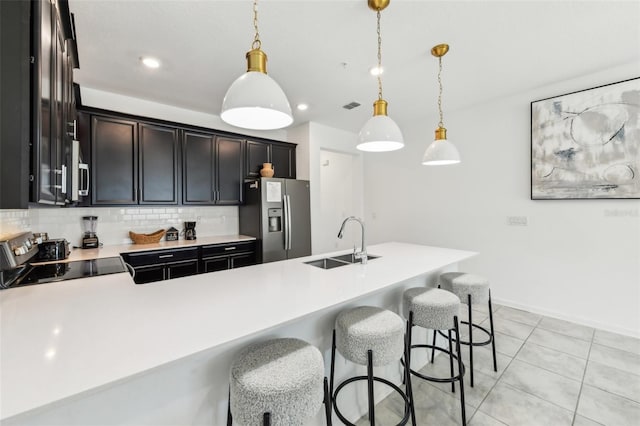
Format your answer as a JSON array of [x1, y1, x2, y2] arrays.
[[355, 304, 640, 426]]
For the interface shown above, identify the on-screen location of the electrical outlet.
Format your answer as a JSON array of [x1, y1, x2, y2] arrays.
[[507, 216, 528, 226]]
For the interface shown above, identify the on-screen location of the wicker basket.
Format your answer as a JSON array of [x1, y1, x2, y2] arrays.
[[129, 229, 166, 244]]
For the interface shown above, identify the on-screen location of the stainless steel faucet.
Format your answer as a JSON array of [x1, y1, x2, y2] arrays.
[[337, 216, 367, 264]]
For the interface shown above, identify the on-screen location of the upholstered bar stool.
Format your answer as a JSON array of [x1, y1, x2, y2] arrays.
[[228, 337, 331, 426], [330, 306, 413, 426], [439, 272, 497, 387], [403, 287, 466, 425]]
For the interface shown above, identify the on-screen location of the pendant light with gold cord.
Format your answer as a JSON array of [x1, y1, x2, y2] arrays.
[[422, 44, 461, 165], [357, 0, 404, 152], [221, 0, 293, 130]]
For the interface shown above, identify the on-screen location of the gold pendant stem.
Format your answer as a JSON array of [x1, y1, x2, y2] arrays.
[[435, 126, 447, 141], [246, 48, 267, 73], [373, 99, 388, 116]]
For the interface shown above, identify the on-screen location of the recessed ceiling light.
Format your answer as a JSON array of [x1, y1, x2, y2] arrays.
[[296, 103, 309, 111], [141, 57, 160, 69], [369, 65, 384, 76]]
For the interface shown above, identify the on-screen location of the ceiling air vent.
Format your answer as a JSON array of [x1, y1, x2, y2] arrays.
[[342, 101, 361, 110]]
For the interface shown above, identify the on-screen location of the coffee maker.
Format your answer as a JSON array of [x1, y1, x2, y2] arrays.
[[184, 221, 196, 240], [82, 216, 100, 248]]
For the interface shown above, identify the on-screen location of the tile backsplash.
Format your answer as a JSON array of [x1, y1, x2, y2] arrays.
[[0, 206, 239, 246]]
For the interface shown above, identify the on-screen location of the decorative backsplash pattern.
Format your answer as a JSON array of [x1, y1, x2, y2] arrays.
[[0, 210, 31, 238], [0, 206, 239, 246]]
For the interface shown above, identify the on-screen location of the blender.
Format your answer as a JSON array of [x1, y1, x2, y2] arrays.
[[81, 216, 100, 249]]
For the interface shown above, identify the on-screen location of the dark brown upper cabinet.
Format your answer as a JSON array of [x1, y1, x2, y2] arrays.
[[246, 140, 296, 179], [0, 0, 31, 208], [30, 0, 79, 206], [91, 115, 138, 205], [183, 131, 243, 205], [91, 116, 179, 205], [271, 143, 296, 179], [80, 107, 296, 206], [139, 124, 179, 204]]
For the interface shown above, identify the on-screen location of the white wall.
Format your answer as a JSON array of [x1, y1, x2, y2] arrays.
[[318, 150, 362, 252], [365, 62, 640, 337], [287, 122, 364, 254]]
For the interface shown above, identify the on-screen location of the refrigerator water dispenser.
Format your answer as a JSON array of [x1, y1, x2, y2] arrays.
[[268, 208, 282, 232]]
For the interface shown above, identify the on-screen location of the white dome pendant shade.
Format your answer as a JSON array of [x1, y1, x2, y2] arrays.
[[221, 73, 293, 130], [220, 1, 293, 131], [357, 99, 404, 152], [357, 0, 403, 153], [422, 43, 461, 166], [422, 127, 460, 165], [221, 49, 293, 131]]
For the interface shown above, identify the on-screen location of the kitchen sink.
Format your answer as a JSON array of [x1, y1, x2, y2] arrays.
[[305, 258, 350, 269], [304, 254, 380, 269], [330, 253, 379, 263]]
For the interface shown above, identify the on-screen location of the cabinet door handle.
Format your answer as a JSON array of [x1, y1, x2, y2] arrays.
[[67, 120, 77, 138], [124, 262, 136, 278], [224, 247, 236, 251], [158, 254, 174, 259]]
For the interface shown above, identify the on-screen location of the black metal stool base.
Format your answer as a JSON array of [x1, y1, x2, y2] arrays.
[[329, 330, 413, 426], [406, 311, 467, 425], [432, 290, 498, 388], [437, 322, 493, 347], [332, 375, 411, 426], [403, 344, 466, 384]]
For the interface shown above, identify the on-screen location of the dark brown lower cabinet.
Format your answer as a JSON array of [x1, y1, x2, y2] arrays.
[[121, 241, 256, 284], [121, 247, 199, 284], [201, 241, 257, 273]]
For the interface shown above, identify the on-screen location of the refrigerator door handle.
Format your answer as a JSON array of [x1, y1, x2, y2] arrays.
[[283, 195, 290, 250], [286, 195, 292, 251]]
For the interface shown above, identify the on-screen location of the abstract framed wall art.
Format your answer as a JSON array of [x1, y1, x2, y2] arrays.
[[531, 77, 640, 199]]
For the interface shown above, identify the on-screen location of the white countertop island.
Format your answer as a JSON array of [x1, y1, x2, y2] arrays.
[[0, 242, 476, 425]]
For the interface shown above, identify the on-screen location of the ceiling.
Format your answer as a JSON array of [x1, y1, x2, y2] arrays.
[[70, 0, 640, 134]]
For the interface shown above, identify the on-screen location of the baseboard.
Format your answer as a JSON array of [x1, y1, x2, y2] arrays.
[[493, 297, 640, 339]]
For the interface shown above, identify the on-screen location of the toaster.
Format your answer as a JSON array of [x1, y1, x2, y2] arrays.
[[37, 239, 70, 261]]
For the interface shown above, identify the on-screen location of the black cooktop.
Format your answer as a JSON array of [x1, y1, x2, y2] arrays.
[[0, 257, 128, 290]]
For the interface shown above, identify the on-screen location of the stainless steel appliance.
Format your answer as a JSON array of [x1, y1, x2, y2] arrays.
[[82, 216, 99, 249], [37, 238, 70, 261], [239, 178, 311, 263], [70, 139, 90, 202], [183, 221, 197, 240], [0, 232, 127, 290]]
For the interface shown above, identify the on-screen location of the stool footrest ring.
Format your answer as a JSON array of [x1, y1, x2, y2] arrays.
[[438, 322, 493, 346], [402, 344, 465, 383], [332, 375, 411, 426]]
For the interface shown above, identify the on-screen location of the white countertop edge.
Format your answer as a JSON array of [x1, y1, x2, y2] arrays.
[[0, 242, 476, 419]]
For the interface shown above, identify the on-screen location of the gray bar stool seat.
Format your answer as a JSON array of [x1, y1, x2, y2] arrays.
[[330, 306, 413, 425], [228, 337, 331, 426], [403, 287, 466, 425], [439, 272, 497, 387]]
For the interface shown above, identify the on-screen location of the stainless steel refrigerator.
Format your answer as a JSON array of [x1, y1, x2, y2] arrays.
[[239, 178, 311, 263]]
